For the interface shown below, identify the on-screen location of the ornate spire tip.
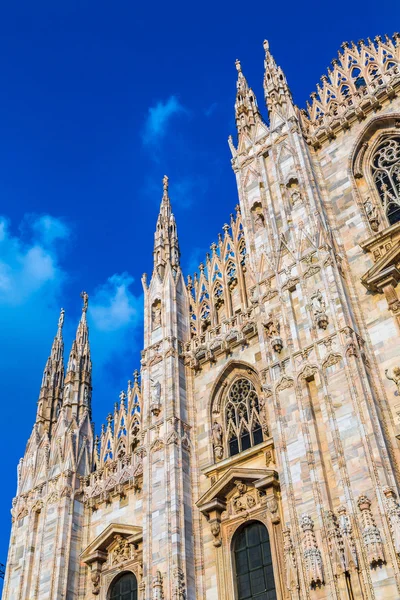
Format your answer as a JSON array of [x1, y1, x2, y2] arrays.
[[263, 39, 269, 51], [235, 59, 241, 72]]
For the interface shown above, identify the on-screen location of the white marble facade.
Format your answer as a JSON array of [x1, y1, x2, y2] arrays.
[[3, 34, 400, 600]]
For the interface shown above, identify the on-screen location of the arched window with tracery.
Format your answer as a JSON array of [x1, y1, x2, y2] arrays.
[[109, 572, 137, 600], [225, 378, 264, 457], [232, 521, 277, 600], [371, 135, 400, 225]]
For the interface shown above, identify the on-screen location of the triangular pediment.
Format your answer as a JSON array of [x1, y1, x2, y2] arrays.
[[361, 239, 400, 292], [196, 467, 277, 515], [81, 523, 142, 564]]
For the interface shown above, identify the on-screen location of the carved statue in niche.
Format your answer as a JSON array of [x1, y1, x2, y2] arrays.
[[211, 421, 223, 461], [152, 300, 162, 330], [264, 313, 283, 353], [150, 378, 162, 416], [286, 177, 302, 206], [254, 212, 265, 231], [386, 366, 400, 395], [310, 290, 329, 330], [251, 201, 265, 232], [364, 197, 380, 231]]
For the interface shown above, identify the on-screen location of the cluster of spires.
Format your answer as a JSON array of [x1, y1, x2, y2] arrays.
[[38, 174, 180, 440], [36, 33, 397, 436], [93, 369, 142, 466], [233, 33, 400, 135], [233, 39, 294, 135], [36, 291, 92, 435]]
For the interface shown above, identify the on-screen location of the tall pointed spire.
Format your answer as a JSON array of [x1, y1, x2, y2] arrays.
[[234, 59, 262, 136], [36, 308, 65, 433], [65, 292, 92, 421], [153, 175, 180, 279], [263, 40, 296, 128]]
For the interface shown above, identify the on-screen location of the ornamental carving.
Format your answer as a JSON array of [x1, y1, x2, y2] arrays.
[[382, 486, 400, 555], [172, 566, 186, 600], [152, 570, 164, 599], [283, 528, 299, 591], [109, 535, 135, 566], [386, 366, 400, 394], [300, 514, 324, 587], [337, 505, 358, 571], [210, 520, 222, 547], [357, 495, 385, 567]]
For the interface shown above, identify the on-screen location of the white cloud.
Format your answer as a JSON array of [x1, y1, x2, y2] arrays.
[[88, 273, 143, 405], [31, 214, 70, 246], [142, 95, 186, 145], [0, 215, 69, 305], [90, 273, 141, 332]]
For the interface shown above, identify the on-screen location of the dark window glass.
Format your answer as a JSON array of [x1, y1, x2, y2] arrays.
[[233, 522, 277, 600], [229, 436, 239, 456], [241, 430, 251, 452], [109, 573, 138, 600], [253, 424, 263, 446]]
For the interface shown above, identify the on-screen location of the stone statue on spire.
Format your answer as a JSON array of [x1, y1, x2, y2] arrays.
[[163, 174, 169, 194], [58, 308, 65, 330], [81, 291, 89, 313]]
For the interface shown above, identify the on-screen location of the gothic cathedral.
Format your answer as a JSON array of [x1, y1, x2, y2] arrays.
[[3, 34, 400, 600]]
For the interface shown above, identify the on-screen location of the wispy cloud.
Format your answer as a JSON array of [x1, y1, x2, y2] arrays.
[[172, 174, 209, 209], [204, 102, 218, 117], [142, 95, 187, 146], [89, 272, 143, 407], [184, 246, 206, 277]]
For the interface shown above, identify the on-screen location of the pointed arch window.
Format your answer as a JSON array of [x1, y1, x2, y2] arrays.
[[232, 522, 277, 600], [371, 135, 400, 225], [225, 378, 265, 457]]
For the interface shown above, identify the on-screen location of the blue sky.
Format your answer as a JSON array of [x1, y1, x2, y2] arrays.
[[0, 0, 398, 577]]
